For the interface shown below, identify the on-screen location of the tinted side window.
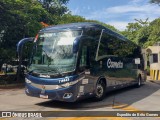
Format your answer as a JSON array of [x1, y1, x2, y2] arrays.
[[98, 31, 119, 57], [83, 27, 101, 40], [120, 41, 141, 58], [97, 31, 140, 59], [116, 40, 130, 57], [80, 46, 87, 67]]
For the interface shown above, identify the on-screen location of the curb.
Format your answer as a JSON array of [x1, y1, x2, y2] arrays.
[[150, 69, 160, 80], [149, 80, 160, 85]]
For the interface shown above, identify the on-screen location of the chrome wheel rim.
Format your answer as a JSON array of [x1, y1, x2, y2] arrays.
[[96, 84, 103, 98], [138, 78, 141, 86]]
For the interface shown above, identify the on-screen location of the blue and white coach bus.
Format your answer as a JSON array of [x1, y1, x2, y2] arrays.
[[17, 22, 146, 102]]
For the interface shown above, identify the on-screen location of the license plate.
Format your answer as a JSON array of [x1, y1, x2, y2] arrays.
[[40, 94, 48, 99]]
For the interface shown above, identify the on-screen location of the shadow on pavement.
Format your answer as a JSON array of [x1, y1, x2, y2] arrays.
[[36, 81, 160, 110]]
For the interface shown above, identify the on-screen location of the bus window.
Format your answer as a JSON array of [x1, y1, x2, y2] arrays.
[[84, 27, 101, 41], [80, 46, 87, 67], [98, 31, 118, 58]]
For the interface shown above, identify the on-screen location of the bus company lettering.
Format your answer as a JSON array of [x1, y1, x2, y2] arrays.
[[107, 58, 123, 68]]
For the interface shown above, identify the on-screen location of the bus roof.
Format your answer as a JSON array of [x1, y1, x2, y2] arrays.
[[40, 22, 128, 41]]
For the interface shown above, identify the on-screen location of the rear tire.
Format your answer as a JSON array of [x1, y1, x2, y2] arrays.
[[94, 80, 106, 101], [136, 76, 141, 88]]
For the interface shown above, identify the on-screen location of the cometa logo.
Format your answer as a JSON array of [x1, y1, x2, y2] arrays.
[[107, 58, 123, 68]]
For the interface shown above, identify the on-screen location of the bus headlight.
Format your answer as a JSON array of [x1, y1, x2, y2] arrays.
[[25, 78, 31, 84], [59, 79, 79, 88]]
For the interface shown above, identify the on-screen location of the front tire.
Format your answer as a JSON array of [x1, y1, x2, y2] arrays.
[[94, 80, 106, 101]]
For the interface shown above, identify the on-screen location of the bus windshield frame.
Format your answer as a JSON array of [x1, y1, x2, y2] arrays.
[[28, 30, 82, 75]]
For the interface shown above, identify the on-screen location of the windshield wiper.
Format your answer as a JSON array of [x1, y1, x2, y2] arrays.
[[47, 67, 64, 77], [29, 68, 48, 74]]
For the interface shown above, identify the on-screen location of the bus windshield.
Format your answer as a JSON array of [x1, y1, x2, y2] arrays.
[[28, 30, 82, 74]]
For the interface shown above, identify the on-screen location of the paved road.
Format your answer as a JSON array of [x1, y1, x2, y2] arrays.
[[0, 80, 160, 120]]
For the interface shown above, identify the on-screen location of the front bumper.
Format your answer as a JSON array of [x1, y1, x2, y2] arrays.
[[25, 74, 95, 102], [25, 83, 79, 102]]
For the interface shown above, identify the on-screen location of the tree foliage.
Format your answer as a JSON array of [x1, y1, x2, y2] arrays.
[[121, 18, 160, 48], [0, 0, 119, 68], [0, 0, 67, 67], [150, 0, 160, 5], [121, 1, 160, 48], [58, 13, 86, 24], [39, 0, 69, 14]]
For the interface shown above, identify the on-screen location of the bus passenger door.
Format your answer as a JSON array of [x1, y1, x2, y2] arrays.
[[78, 45, 95, 95]]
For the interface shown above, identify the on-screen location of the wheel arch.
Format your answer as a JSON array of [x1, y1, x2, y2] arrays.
[[138, 73, 142, 80], [97, 76, 107, 87]]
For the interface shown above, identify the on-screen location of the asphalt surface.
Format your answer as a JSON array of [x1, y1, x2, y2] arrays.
[[0, 80, 160, 120]]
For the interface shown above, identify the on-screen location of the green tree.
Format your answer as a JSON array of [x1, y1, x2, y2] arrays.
[[150, 0, 160, 5], [58, 13, 119, 32], [121, 22, 143, 44], [145, 18, 160, 46], [0, 0, 119, 69], [135, 26, 151, 47], [39, 0, 69, 14], [0, 0, 50, 68], [121, 18, 160, 48], [121, 18, 149, 45], [38, 0, 69, 24], [58, 13, 86, 24]]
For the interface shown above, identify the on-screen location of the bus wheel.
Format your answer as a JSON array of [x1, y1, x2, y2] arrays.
[[94, 80, 106, 101], [136, 76, 141, 88]]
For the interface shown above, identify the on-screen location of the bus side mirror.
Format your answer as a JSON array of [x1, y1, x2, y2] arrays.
[[16, 37, 34, 81], [17, 37, 34, 58]]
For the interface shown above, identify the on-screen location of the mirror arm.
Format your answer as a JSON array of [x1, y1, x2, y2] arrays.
[[16, 37, 34, 81]]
